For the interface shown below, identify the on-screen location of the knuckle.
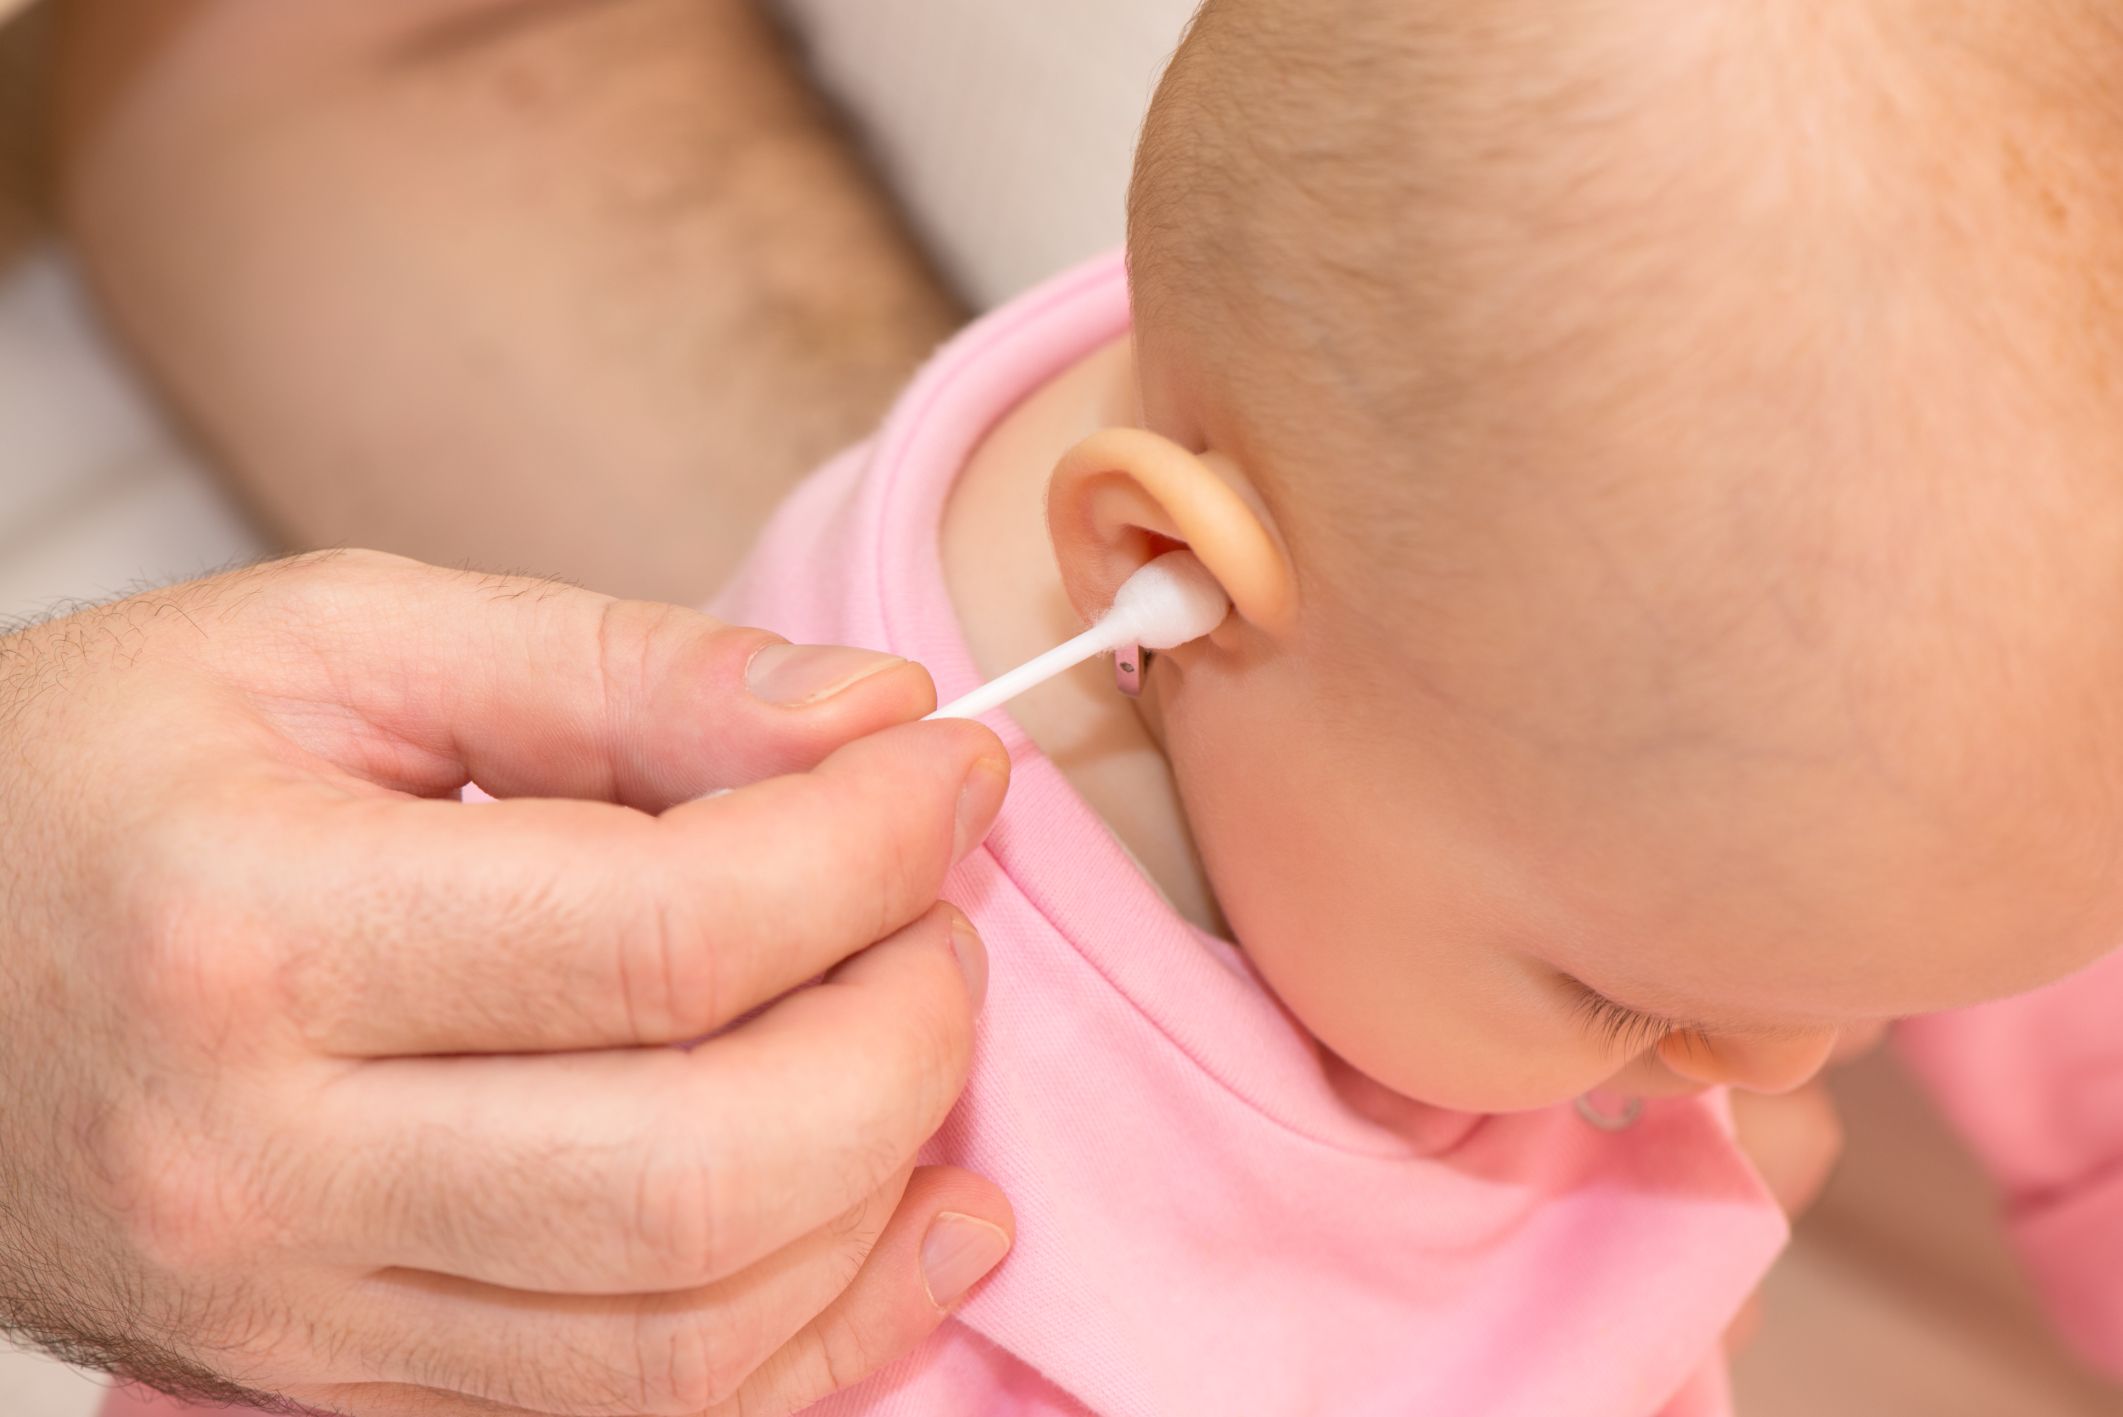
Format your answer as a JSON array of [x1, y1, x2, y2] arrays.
[[200, 548, 432, 658], [634, 1309, 758, 1414], [628, 1128, 726, 1289], [823, 1189, 882, 1254], [730, 1327, 831, 1417], [248, 548, 403, 617], [813, 1302, 893, 1406], [815, 1140, 924, 1244], [820, 1192, 891, 1294], [594, 597, 678, 705], [614, 886, 717, 1041], [280, 546, 407, 584], [116, 825, 269, 1043], [592, 597, 690, 790], [269, 931, 367, 1050], [102, 1123, 253, 1277]]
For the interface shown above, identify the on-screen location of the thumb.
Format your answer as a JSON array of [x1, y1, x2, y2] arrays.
[[217, 551, 940, 808], [721, 1166, 1015, 1415]]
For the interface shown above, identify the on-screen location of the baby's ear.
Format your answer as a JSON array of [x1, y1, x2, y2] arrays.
[[1045, 428, 1296, 634]]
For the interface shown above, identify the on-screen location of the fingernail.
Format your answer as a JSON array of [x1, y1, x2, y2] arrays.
[[946, 911, 988, 1010], [746, 643, 906, 707], [920, 1212, 1011, 1310], [951, 754, 1009, 861]]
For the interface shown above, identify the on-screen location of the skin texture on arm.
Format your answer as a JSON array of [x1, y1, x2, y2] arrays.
[[52, 0, 965, 603]]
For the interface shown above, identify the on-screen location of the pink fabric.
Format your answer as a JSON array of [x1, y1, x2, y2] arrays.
[[99, 255, 1785, 1417], [1898, 942, 2123, 1380]]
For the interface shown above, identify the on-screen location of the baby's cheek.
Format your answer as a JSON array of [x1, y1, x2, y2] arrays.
[[1331, 1008, 1601, 1115], [1170, 678, 1611, 1111], [1238, 918, 1603, 1114]]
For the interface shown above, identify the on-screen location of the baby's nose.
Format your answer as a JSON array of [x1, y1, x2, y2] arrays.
[[1657, 1028, 1841, 1095]]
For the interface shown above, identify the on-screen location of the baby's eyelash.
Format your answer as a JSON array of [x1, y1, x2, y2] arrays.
[[1566, 989, 1675, 1055]]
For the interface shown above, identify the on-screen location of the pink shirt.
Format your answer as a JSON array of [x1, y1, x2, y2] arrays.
[[108, 254, 2123, 1415], [1898, 944, 2123, 1380]]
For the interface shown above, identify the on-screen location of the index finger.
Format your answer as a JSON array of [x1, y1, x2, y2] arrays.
[[212, 551, 944, 810], [255, 719, 1010, 1056]]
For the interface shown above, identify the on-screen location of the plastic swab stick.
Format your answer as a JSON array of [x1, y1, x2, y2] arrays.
[[927, 551, 1228, 720]]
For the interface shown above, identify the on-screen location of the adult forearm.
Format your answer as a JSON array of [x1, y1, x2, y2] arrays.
[[54, 0, 963, 603]]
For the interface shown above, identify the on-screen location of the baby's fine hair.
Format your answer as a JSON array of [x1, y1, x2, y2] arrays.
[[1127, 0, 2123, 596]]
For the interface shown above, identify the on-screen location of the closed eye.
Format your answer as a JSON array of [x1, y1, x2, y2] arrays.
[[1565, 987, 1677, 1055]]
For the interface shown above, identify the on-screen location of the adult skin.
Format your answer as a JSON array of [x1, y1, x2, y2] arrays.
[[53, 0, 966, 604], [0, 550, 1014, 1416]]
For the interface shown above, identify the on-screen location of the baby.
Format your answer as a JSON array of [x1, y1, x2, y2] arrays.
[[714, 1, 2123, 1412]]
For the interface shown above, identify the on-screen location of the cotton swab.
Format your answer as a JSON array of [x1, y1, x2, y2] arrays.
[[927, 551, 1228, 720]]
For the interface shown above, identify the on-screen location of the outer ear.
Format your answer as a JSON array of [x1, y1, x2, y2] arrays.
[[1046, 428, 1296, 636]]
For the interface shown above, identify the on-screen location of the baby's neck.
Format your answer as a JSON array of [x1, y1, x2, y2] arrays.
[[938, 337, 1226, 934]]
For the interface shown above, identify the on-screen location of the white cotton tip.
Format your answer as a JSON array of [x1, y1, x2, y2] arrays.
[[1105, 550, 1229, 650], [923, 550, 1229, 720]]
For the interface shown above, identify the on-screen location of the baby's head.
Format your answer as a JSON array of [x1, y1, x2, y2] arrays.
[[1049, 0, 2123, 1110]]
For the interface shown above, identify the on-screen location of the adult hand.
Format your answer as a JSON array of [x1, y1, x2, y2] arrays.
[[0, 550, 1013, 1416]]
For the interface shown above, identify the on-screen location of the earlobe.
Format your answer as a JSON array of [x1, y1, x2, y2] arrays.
[[1047, 427, 1296, 636]]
